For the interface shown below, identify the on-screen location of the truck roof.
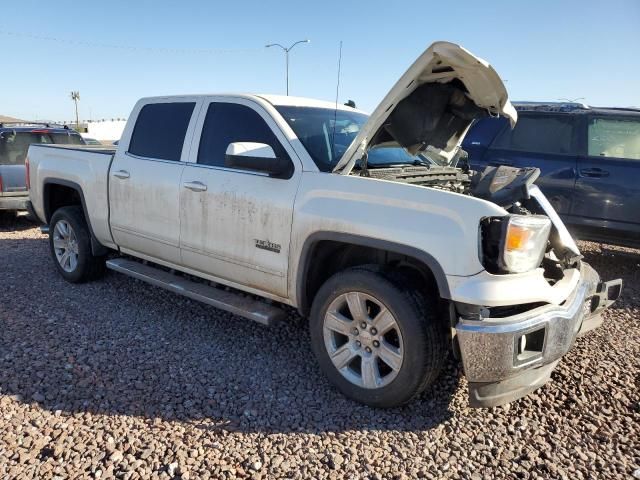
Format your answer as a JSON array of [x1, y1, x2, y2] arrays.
[[137, 93, 367, 114]]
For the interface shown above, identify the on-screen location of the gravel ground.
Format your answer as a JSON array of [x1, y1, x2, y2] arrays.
[[0, 215, 638, 480]]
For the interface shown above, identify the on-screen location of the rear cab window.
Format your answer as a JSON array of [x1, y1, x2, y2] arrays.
[[490, 114, 577, 155], [588, 117, 640, 160], [128, 102, 196, 161]]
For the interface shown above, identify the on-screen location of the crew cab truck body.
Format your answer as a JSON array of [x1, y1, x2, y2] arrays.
[[28, 42, 621, 408]]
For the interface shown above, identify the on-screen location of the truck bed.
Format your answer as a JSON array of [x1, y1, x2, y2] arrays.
[[28, 143, 117, 249]]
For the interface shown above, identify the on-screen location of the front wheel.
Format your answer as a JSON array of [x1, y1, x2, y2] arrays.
[[309, 267, 446, 407], [49, 206, 105, 283]]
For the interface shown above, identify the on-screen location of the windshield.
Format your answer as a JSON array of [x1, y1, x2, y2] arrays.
[[276, 106, 433, 172], [0, 131, 85, 165]]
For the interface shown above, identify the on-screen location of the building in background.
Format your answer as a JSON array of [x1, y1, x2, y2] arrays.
[[83, 119, 127, 143]]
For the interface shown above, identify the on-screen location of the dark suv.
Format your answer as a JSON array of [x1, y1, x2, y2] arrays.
[[463, 102, 640, 248], [0, 123, 85, 215]]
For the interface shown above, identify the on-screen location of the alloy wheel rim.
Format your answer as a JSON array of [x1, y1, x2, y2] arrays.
[[52, 220, 79, 273], [323, 291, 404, 389]]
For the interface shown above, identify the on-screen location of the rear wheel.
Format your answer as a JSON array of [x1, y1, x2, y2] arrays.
[[309, 267, 446, 407], [49, 206, 105, 283]]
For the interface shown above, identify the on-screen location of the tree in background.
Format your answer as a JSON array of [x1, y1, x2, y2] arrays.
[[70, 91, 80, 127]]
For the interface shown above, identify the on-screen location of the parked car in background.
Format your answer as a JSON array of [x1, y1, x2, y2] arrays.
[[27, 42, 620, 408], [83, 137, 102, 145], [0, 123, 85, 216], [463, 103, 640, 248]]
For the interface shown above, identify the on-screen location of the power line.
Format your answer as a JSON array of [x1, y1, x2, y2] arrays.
[[0, 29, 261, 55]]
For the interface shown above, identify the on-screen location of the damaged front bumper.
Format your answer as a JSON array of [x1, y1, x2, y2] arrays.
[[455, 262, 622, 408]]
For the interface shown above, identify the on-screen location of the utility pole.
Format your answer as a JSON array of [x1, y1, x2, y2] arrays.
[[265, 40, 310, 95], [70, 91, 80, 127]]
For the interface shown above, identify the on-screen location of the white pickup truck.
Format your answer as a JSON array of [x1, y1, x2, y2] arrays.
[[27, 42, 621, 408]]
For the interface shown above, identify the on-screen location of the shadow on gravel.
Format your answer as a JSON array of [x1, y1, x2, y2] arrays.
[[0, 234, 459, 434], [0, 214, 37, 232]]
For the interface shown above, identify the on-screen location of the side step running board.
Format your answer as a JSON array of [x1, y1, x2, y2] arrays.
[[105, 258, 285, 326]]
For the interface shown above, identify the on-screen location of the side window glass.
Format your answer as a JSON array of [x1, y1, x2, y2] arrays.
[[490, 116, 575, 155], [128, 102, 195, 161], [588, 118, 640, 160], [198, 102, 289, 168]]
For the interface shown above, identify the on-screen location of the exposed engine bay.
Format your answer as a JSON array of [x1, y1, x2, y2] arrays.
[[358, 161, 582, 276], [362, 161, 539, 208]]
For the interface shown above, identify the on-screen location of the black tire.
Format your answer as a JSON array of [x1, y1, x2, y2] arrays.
[[309, 266, 446, 408], [49, 206, 106, 283]]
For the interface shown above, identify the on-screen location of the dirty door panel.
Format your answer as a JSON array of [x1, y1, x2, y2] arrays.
[[179, 101, 299, 298]]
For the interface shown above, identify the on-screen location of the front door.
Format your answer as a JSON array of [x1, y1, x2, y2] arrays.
[[109, 99, 199, 265], [179, 99, 300, 298]]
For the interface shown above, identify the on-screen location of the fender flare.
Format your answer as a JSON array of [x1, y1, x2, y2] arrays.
[[42, 178, 109, 256], [296, 231, 451, 312]]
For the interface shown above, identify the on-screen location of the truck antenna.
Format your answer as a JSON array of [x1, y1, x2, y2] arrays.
[[331, 40, 343, 164]]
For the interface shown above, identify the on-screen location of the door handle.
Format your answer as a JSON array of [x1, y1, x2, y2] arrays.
[[580, 168, 609, 178], [182, 181, 207, 192], [112, 170, 130, 179]]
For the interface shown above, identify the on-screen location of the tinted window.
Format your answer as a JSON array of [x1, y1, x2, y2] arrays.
[[0, 131, 85, 165], [491, 115, 575, 155], [50, 132, 85, 145], [129, 102, 195, 161], [588, 117, 640, 160], [198, 103, 288, 168]]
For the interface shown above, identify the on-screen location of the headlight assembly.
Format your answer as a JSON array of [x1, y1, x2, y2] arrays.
[[481, 214, 552, 274]]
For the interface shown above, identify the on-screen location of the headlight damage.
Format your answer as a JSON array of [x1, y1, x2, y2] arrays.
[[481, 214, 551, 273], [478, 166, 582, 277], [362, 161, 580, 276]]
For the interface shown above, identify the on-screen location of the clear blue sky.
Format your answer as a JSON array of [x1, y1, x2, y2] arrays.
[[2, 0, 639, 122]]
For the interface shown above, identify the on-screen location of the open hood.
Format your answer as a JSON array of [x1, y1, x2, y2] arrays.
[[333, 41, 517, 174]]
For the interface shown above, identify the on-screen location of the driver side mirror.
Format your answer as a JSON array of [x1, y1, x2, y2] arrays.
[[225, 142, 291, 178]]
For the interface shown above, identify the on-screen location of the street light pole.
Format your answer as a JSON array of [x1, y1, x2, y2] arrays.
[[265, 40, 310, 95]]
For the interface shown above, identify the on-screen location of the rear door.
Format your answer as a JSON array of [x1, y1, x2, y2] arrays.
[[571, 115, 640, 236], [109, 99, 201, 265], [481, 113, 579, 216], [179, 98, 301, 298]]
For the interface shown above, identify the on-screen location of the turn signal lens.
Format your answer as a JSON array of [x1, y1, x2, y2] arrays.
[[505, 224, 532, 251]]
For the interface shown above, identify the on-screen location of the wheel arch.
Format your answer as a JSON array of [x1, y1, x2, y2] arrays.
[[296, 232, 451, 316], [43, 178, 108, 256]]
